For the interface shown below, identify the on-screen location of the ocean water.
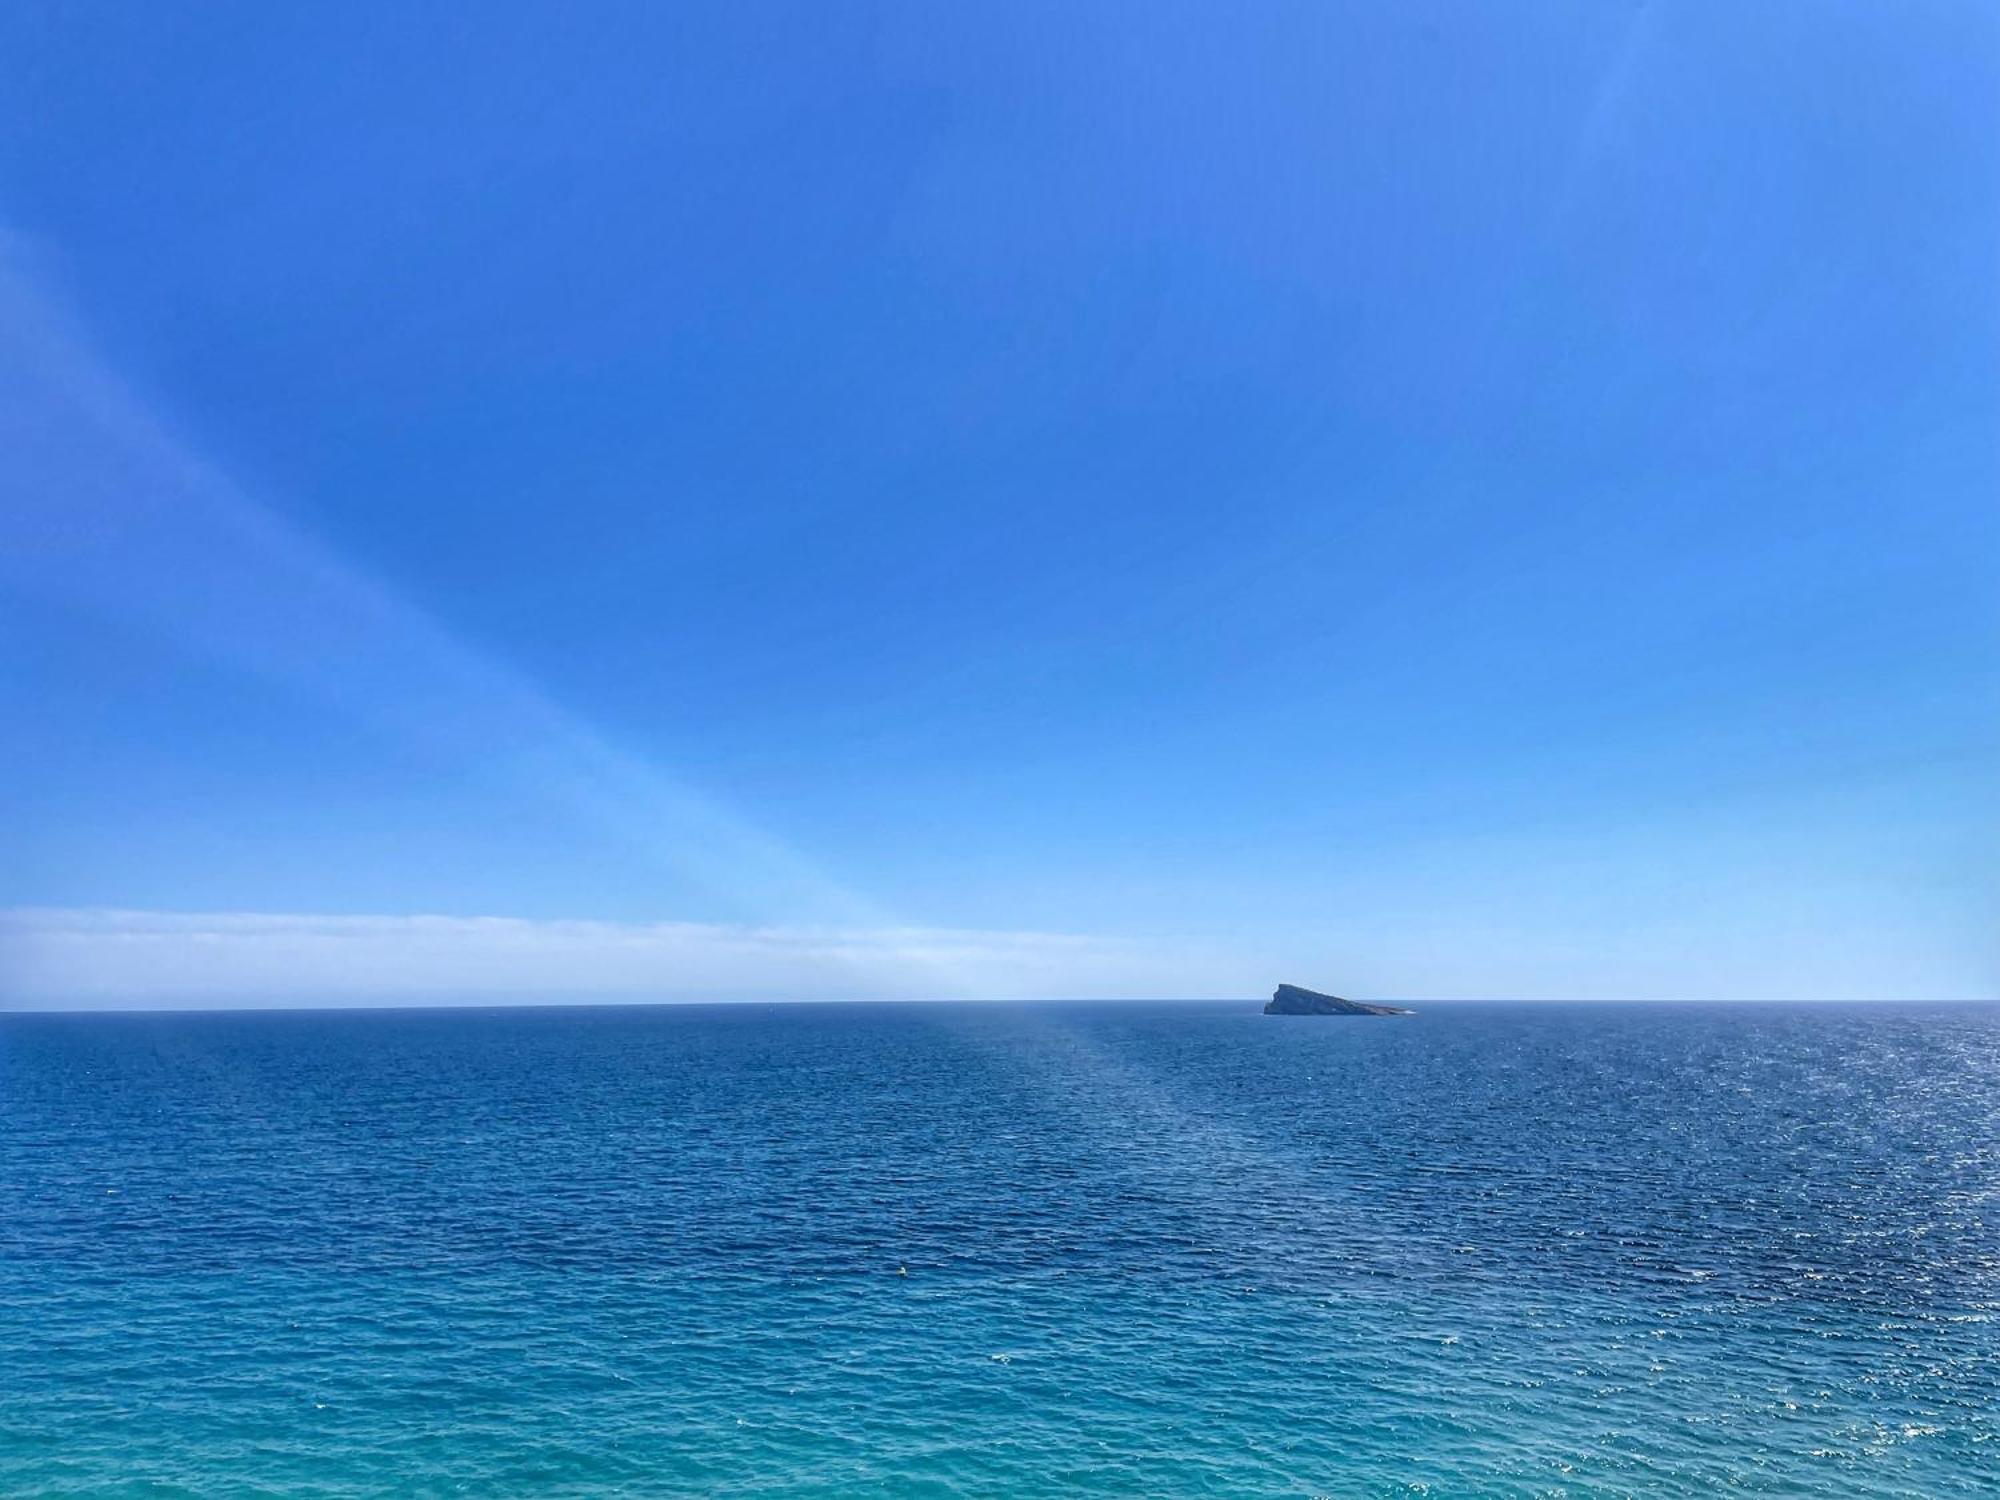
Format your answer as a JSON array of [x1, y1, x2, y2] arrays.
[[2, 1001, 1996, 1498]]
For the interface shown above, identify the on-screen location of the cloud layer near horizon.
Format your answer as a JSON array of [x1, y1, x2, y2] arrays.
[[0, 908, 1244, 1008], [4, 905, 1989, 1009]]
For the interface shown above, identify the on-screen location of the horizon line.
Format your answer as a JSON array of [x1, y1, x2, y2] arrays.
[[6, 995, 1995, 1017]]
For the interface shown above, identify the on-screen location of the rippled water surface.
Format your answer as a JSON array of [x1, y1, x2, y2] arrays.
[[3, 1000, 1997, 1496]]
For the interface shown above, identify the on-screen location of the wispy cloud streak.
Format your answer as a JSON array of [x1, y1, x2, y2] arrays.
[[0, 245, 926, 963]]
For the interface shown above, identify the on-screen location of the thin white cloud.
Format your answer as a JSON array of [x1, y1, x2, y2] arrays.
[[0, 907, 1243, 1008], [0, 250, 1247, 1009], [0, 240, 919, 946]]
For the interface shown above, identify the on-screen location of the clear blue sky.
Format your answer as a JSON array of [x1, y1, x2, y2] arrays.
[[2, 2, 1995, 1003]]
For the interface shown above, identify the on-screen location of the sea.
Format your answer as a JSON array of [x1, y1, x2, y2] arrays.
[[2, 1000, 1996, 1497]]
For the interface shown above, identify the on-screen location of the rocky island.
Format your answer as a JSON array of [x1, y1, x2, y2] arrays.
[[1263, 983, 1412, 1016]]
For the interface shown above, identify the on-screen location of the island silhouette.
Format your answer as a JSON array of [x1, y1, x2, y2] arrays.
[[1263, 984, 1412, 1016]]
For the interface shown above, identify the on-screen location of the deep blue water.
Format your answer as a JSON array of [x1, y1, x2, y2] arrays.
[[2, 1000, 1997, 1497]]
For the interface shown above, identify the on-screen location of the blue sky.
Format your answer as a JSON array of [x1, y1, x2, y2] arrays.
[[2, 1, 1995, 1003]]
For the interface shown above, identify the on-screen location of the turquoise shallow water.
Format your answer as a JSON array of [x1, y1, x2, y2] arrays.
[[2, 1000, 1997, 1496]]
